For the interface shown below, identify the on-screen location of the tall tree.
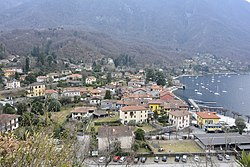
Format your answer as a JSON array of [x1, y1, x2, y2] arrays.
[[107, 73, 112, 83], [235, 117, 246, 135], [155, 71, 166, 86], [3, 104, 16, 114], [16, 102, 28, 115], [25, 56, 30, 73], [104, 90, 112, 99], [48, 99, 61, 112], [31, 46, 40, 57]]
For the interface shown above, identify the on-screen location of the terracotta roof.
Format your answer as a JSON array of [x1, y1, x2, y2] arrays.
[[68, 74, 82, 78], [148, 100, 165, 105], [0, 114, 20, 124], [169, 110, 190, 117], [121, 106, 147, 112], [71, 107, 96, 113], [117, 100, 141, 106], [98, 126, 133, 138], [196, 112, 220, 119], [45, 89, 58, 94]]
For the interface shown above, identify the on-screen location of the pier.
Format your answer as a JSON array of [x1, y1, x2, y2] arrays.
[[188, 99, 223, 111]]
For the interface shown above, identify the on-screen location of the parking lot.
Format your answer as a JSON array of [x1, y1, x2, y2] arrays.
[[86, 155, 239, 167]]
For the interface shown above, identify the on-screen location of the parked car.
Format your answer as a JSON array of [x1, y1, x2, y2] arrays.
[[194, 155, 200, 162], [175, 155, 180, 162], [119, 156, 126, 163], [162, 155, 167, 162], [154, 156, 159, 163], [134, 157, 140, 164], [217, 154, 223, 161], [113, 156, 120, 162], [98, 157, 106, 163], [141, 157, 147, 163], [225, 154, 230, 160], [182, 155, 188, 162]]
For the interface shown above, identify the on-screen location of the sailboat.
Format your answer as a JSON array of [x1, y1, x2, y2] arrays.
[[214, 86, 220, 96]]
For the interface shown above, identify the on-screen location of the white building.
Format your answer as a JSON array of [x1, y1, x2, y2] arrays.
[[62, 88, 81, 97], [119, 106, 148, 124], [90, 97, 102, 106], [85, 76, 97, 85], [5, 80, 20, 89], [97, 126, 134, 152], [169, 110, 190, 130], [71, 107, 96, 121], [0, 114, 20, 132], [36, 76, 48, 83]]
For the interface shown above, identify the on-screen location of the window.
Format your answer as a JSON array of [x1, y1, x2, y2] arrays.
[[125, 112, 127, 115]]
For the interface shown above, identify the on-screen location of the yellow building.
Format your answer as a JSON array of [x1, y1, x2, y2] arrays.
[[148, 100, 164, 114], [4, 69, 16, 78], [196, 112, 220, 128], [27, 83, 46, 97]]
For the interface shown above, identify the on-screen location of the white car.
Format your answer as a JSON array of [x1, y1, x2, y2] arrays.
[[194, 155, 200, 162], [98, 157, 106, 163], [119, 156, 126, 163], [225, 154, 230, 160], [182, 155, 188, 162]]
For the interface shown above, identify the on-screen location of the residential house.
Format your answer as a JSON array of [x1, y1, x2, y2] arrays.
[[36, 76, 48, 83], [45, 89, 59, 99], [61, 70, 72, 76], [3, 68, 23, 78], [67, 74, 82, 80], [163, 99, 189, 113], [5, 80, 20, 89], [169, 110, 190, 130], [160, 91, 175, 101], [27, 82, 46, 97], [128, 79, 145, 88], [196, 112, 221, 129], [132, 88, 147, 95], [119, 106, 148, 124], [101, 100, 118, 110], [97, 126, 134, 152], [148, 100, 165, 114], [86, 76, 97, 85], [0, 114, 20, 132], [90, 97, 102, 106], [71, 107, 96, 121], [62, 87, 81, 97]]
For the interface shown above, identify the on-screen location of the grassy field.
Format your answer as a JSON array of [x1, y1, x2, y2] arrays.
[[51, 106, 72, 125], [149, 140, 204, 153], [136, 124, 156, 133], [94, 115, 119, 123]]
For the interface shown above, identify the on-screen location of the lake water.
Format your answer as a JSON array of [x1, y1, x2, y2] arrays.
[[174, 74, 250, 116]]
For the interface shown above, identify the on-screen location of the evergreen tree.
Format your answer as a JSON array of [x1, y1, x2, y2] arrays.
[[25, 57, 30, 73], [104, 90, 112, 99]]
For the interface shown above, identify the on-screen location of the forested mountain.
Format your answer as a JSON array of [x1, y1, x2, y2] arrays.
[[0, 0, 250, 63]]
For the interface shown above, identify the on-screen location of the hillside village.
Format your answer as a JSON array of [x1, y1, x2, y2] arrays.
[[0, 53, 249, 166]]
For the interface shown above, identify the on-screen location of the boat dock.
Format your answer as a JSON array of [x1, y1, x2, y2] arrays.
[[188, 99, 223, 111]]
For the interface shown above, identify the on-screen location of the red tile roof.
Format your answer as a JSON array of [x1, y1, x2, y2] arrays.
[[71, 107, 96, 113], [45, 89, 58, 94], [121, 106, 147, 112], [169, 110, 190, 117], [196, 112, 220, 119], [0, 114, 20, 124]]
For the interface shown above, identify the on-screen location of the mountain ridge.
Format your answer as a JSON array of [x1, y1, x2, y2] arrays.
[[0, 0, 250, 63]]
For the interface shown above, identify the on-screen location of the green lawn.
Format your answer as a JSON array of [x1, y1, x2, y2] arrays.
[[51, 106, 72, 125], [94, 115, 119, 123], [149, 140, 204, 153], [136, 124, 156, 133]]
